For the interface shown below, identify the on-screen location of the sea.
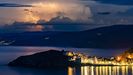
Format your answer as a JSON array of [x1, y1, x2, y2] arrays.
[[0, 46, 132, 75]]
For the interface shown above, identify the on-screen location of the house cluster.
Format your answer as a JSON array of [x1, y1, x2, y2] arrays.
[[63, 51, 89, 64], [63, 50, 133, 66]]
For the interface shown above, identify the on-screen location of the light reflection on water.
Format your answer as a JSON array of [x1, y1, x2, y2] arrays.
[[68, 66, 133, 75], [0, 66, 133, 75]]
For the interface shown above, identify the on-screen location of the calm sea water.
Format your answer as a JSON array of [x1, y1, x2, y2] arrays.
[[0, 46, 131, 75]]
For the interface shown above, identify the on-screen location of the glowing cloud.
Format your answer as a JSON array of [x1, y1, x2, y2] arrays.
[[22, 1, 92, 23]]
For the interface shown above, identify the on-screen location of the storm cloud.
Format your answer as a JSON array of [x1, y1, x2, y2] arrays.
[[0, 0, 133, 32]]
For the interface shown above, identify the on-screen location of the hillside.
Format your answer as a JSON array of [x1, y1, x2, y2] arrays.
[[0, 25, 133, 48], [8, 50, 71, 67]]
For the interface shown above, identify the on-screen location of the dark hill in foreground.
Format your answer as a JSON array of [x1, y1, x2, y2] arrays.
[[8, 50, 72, 68], [0, 25, 133, 48]]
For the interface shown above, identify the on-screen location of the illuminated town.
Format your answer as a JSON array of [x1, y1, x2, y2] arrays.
[[64, 48, 133, 66]]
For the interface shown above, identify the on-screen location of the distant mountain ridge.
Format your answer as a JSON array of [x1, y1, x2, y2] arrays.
[[0, 25, 133, 48]]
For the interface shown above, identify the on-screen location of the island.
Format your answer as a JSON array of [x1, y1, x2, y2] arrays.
[[8, 48, 133, 68]]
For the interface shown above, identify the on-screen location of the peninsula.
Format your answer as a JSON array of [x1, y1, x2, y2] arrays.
[[8, 48, 133, 68]]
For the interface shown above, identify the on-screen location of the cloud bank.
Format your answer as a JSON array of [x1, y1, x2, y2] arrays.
[[0, 15, 92, 33]]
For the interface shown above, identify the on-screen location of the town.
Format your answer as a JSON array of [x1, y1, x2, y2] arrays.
[[63, 48, 133, 66]]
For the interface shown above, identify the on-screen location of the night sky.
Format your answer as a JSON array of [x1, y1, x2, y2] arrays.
[[0, 0, 133, 32]]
